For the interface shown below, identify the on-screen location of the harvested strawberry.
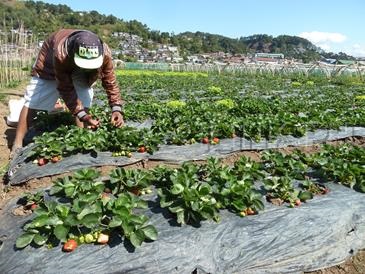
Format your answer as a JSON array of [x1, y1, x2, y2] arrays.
[[51, 155, 61, 163], [38, 158, 48, 166], [137, 146, 146, 153], [245, 208, 255, 215], [63, 239, 78, 252], [97, 233, 109, 244], [202, 137, 209, 144]]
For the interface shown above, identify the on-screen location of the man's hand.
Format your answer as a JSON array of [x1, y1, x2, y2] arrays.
[[85, 117, 100, 130], [111, 111, 124, 128], [77, 110, 100, 130], [82, 114, 100, 130]]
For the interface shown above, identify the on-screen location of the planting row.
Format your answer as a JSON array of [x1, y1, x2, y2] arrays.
[[24, 71, 365, 162], [17, 143, 365, 252]]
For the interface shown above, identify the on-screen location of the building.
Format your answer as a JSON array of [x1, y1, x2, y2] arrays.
[[254, 53, 284, 59]]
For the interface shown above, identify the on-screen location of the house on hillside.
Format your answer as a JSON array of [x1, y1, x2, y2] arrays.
[[336, 59, 356, 65], [321, 58, 337, 65], [254, 53, 284, 64]]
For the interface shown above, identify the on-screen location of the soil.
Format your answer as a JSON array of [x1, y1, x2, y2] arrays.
[[0, 86, 364, 274]]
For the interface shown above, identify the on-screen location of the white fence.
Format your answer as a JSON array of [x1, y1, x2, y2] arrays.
[[168, 62, 365, 77]]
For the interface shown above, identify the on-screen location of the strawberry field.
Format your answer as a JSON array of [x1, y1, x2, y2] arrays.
[[15, 70, 365, 162], [2, 70, 365, 273]]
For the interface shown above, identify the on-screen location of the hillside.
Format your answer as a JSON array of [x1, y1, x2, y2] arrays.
[[0, 0, 355, 62]]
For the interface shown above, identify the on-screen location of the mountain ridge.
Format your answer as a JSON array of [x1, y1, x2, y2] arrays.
[[0, 1, 355, 62]]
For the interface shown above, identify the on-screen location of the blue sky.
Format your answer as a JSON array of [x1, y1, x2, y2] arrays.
[[41, 0, 365, 57]]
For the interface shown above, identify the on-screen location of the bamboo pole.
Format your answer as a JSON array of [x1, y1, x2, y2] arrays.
[[0, 20, 37, 89]]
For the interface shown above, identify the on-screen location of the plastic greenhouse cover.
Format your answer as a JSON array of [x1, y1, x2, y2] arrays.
[[0, 183, 364, 274], [7, 126, 365, 186]]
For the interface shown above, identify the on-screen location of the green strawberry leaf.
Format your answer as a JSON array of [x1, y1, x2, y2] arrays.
[[16, 233, 35, 249]]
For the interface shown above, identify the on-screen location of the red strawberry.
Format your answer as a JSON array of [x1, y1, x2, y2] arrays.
[[202, 137, 209, 144], [138, 146, 146, 153], [38, 158, 48, 166], [30, 203, 37, 211], [213, 137, 220, 143], [295, 199, 301, 206], [63, 239, 78, 252]]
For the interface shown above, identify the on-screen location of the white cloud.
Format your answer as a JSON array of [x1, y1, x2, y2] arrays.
[[297, 31, 357, 55], [297, 31, 365, 57], [317, 43, 331, 51], [299, 31, 347, 44], [350, 44, 365, 57]]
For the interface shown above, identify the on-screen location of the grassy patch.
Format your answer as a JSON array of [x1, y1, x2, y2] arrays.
[[0, 93, 6, 104], [0, 163, 9, 178]]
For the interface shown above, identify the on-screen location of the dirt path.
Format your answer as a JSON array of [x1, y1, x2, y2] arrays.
[[0, 85, 364, 274], [0, 85, 25, 208], [0, 83, 27, 162], [0, 95, 19, 170]]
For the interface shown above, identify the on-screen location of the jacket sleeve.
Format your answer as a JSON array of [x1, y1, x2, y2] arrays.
[[54, 58, 84, 115], [100, 45, 123, 107]]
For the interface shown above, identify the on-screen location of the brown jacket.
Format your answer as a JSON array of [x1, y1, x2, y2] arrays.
[[31, 29, 122, 115]]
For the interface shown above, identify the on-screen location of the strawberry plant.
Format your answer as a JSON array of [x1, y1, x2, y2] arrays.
[[157, 162, 220, 224], [50, 169, 102, 198], [150, 165, 175, 188], [27, 124, 162, 162], [18, 141, 364, 252], [264, 175, 296, 205], [309, 144, 365, 192], [16, 168, 158, 250], [300, 180, 329, 195], [217, 175, 264, 214], [24, 70, 365, 160], [262, 150, 308, 180], [232, 156, 264, 181], [16, 200, 74, 248], [109, 168, 153, 195], [202, 157, 265, 214], [27, 131, 65, 161], [19, 191, 45, 210], [106, 192, 158, 247], [154, 157, 266, 219]]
